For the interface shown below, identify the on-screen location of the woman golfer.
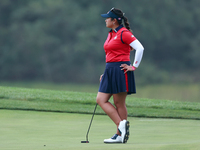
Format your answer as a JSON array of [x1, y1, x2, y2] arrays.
[[96, 8, 144, 143]]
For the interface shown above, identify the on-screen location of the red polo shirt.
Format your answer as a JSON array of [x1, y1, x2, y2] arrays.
[[104, 25, 137, 63]]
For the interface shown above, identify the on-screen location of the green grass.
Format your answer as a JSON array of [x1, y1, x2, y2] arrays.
[[0, 110, 200, 150], [1, 81, 200, 102], [0, 85, 200, 149], [0, 86, 200, 120]]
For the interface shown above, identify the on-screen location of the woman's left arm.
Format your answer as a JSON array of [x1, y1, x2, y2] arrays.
[[130, 39, 144, 68], [120, 39, 144, 73]]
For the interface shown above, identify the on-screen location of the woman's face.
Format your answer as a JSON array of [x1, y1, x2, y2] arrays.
[[105, 18, 114, 28]]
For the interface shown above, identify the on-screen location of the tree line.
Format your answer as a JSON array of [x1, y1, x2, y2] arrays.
[[0, 0, 199, 85]]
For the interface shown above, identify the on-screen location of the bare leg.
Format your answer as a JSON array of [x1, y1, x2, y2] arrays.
[[113, 92, 127, 135], [97, 92, 128, 136], [96, 92, 122, 128], [113, 92, 127, 120]]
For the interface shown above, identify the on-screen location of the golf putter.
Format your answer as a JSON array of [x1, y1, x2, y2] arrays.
[[81, 103, 98, 143]]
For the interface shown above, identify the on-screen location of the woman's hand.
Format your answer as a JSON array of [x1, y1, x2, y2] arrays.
[[99, 74, 103, 82], [120, 64, 136, 74]]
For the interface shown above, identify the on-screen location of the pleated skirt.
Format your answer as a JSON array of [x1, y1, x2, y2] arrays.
[[98, 61, 136, 95]]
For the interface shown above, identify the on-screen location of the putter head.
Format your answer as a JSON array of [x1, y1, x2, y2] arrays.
[[81, 141, 89, 143]]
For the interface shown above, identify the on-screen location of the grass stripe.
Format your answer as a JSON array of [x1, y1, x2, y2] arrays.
[[0, 86, 200, 120]]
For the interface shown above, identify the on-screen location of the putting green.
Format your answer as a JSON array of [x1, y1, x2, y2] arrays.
[[0, 110, 199, 150]]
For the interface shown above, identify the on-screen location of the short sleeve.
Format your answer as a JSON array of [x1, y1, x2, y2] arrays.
[[122, 31, 137, 45]]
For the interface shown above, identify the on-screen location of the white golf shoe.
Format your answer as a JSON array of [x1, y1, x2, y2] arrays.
[[104, 134, 122, 143], [118, 120, 130, 143]]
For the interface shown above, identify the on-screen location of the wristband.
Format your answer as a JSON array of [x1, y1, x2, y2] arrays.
[[132, 66, 136, 71]]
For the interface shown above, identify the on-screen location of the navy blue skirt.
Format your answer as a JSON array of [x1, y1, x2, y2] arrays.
[[99, 61, 136, 95]]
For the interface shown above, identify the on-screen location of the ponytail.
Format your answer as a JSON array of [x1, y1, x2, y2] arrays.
[[123, 16, 134, 51], [123, 16, 133, 33]]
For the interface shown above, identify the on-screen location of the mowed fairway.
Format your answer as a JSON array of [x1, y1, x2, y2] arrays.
[[0, 110, 200, 150]]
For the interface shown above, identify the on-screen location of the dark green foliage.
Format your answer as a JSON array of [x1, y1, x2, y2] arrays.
[[0, 0, 200, 84]]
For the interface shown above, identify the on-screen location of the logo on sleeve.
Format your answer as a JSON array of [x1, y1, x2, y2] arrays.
[[131, 35, 135, 38]]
